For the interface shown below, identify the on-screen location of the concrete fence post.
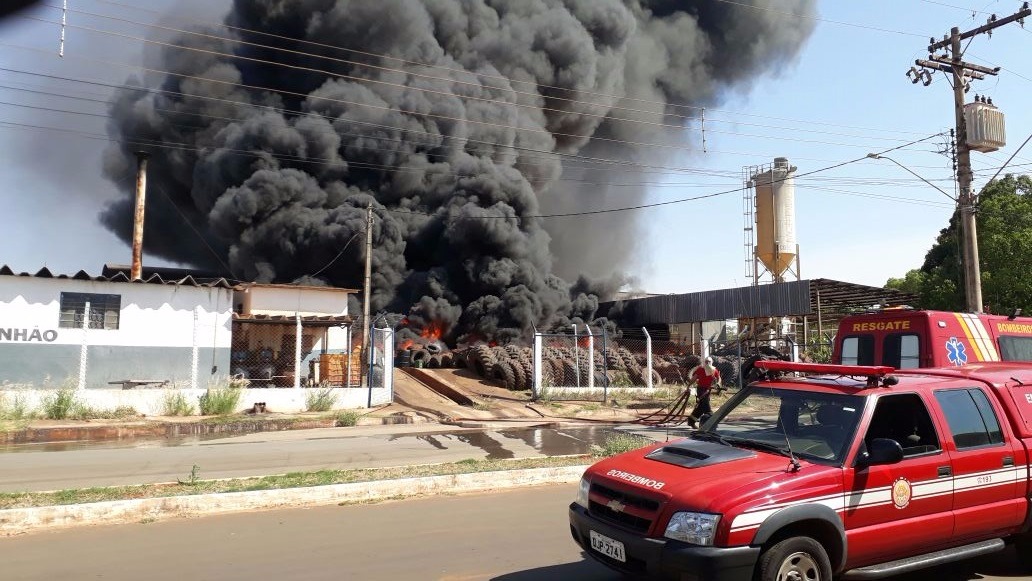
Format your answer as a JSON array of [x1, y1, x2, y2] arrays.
[[643, 327, 653, 390], [586, 327, 595, 390], [533, 332, 542, 400], [294, 312, 302, 389], [191, 306, 200, 390], [77, 301, 90, 390]]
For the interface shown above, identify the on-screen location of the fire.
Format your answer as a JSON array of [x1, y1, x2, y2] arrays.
[[420, 320, 445, 341], [400, 339, 415, 350]]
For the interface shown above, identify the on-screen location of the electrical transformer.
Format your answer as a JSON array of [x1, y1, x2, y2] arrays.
[[964, 100, 1006, 153]]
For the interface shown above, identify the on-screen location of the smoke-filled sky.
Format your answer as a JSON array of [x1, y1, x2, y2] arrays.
[[5, 1, 1023, 338], [92, 0, 816, 342]]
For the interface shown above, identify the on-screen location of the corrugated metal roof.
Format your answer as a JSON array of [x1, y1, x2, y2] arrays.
[[0, 265, 239, 289], [233, 313, 353, 326], [602, 279, 917, 324]]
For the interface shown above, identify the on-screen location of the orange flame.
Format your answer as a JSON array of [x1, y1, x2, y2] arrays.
[[400, 339, 415, 350], [420, 320, 445, 341]]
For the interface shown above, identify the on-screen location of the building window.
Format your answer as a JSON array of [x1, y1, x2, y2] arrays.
[[59, 292, 121, 330]]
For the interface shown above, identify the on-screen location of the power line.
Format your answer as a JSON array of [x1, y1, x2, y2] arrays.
[[0, 62, 929, 172], [6, 16, 930, 152], [709, 0, 928, 38], [45, 0, 935, 138], [0, 115, 947, 220]]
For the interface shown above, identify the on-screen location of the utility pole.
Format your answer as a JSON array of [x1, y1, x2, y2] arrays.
[[909, 3, 1030, 313], [130, 151, 149, 281], [361, 203, 373, 369]]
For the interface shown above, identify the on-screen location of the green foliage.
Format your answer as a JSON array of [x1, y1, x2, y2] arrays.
[[71, 405, 139, 420], [198, 386, 242, 416], [0, 392, 33, 420], [888, 176, 1032, 312], [305, 387, 338, 412], [334, 409, 361, 427], [803, 343, 832, 363], [40, 389, 79, 420], [591, 432, 655, 457], [178, 465, 201, 486], [161, 390, 196, 416]]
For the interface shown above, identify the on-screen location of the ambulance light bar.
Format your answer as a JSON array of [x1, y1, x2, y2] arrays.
[[752, 360, 897, 386]]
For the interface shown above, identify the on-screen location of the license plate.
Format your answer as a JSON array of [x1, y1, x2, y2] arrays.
[[589, 530, 626, 563]]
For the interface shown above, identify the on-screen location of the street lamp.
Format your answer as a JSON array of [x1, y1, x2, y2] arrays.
[[866, 152, 981, 313]]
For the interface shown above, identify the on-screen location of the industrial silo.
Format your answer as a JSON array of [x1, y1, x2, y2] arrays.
[[751, 157, 797, 282]]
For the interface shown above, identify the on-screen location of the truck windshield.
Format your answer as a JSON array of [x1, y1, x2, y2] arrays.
[[706, 387, 865, 465]]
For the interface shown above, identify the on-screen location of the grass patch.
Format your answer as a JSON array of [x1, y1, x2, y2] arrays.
[[198, 386, 242, 416], [334, 409, 361, 427], [591, 432, 655, 458], [40, 389, 79, 420], [69, 405, 139, 420], [162, 390, 196, 416], [0, 391, 33, 421], [0, 455, 593, 510], [305, 387, 338, 412]]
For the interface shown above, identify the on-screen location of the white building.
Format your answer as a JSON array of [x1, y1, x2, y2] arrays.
[[0, 266, 383, 414], [0, 266, 235, 389]]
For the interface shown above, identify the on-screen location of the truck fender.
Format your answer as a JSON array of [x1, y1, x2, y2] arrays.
[[751, 503, 847, 572]]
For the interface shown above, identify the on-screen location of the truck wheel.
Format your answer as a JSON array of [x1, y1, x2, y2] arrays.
[[1015, 533, 1032, 571], [758, 536, 831, 581]]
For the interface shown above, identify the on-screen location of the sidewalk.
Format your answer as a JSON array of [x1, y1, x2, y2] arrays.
[[0, 404, 670, 536]]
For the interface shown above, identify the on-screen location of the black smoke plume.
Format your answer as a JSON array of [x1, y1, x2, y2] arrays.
[[102, 0, 815, 343]]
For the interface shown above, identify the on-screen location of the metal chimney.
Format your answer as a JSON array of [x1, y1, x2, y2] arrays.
[[130, 151, 149, 280]]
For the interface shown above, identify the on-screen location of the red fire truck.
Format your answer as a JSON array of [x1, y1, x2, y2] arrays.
[[569, 360, 1032, 580], [831, 308, 1032, 368]]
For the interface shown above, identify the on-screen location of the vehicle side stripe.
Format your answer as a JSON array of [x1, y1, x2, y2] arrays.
[[964, 313, 999, 361], [955, 313, 986, 361], [730, 464, 1031, 534]]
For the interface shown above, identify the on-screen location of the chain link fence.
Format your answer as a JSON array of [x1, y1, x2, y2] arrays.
[[232, 317, 356, 388]]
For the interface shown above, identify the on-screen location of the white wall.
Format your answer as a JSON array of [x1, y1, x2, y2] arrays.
[[0, 276, 233, 349], [237, 285, 351, 317], [0, 386, 391, 416]]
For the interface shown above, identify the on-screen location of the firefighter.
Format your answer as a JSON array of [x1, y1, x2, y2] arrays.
[[686, 356, 721, 428]]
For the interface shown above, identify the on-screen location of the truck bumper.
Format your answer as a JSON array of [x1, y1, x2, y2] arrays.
[[569, 503, 759, 581]]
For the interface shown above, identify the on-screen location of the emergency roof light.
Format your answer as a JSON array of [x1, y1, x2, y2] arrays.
[[752, 360, 897, 388]]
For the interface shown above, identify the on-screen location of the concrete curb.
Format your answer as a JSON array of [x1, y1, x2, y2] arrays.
[[0, 465, 589, 536]]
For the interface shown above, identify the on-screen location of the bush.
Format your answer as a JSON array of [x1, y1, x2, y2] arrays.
[[198, 386, 243, 416], [0, 392, 32, 420], [41, 388, 79, 420], [305, 387, 338, 412], [162, 390, 196, 416], [334, 409, 361, 427], [70, 405, 139, 420]]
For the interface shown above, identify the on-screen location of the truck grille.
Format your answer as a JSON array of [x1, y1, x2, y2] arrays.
[[588, 482, 662, 534]]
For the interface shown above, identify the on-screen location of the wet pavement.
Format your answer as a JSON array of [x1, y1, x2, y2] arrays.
[[0, 423, 685, 492]]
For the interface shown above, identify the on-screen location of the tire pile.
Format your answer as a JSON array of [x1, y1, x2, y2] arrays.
[[455, 344, 535, 391], [399, 342, 782, 391]]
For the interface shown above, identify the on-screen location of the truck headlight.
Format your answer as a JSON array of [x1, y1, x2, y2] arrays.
[[575, 477, 590, 508], [664, 512, 721, 545]]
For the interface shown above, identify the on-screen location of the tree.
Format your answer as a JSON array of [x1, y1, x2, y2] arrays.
[[889, 175, 1032, 313]]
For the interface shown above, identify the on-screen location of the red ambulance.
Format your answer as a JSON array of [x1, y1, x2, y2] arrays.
[[832, 308, 1032, 368]]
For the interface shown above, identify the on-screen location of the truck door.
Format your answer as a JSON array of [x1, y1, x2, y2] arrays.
[[933, 387, 1025, 539], [842, 393, 954, 568]]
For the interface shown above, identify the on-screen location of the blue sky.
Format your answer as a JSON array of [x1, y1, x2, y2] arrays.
[[1, 0, 1030, 296]]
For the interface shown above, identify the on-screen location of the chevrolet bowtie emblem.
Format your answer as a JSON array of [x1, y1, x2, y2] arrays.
[[607, 499, 626, 513]]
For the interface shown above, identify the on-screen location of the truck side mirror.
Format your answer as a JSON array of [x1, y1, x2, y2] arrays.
[[855, 438, 904, 468]]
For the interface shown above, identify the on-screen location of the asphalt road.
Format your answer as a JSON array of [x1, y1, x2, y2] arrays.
[[0, 484, 1026, 581], [0, 424, 613, 492]]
